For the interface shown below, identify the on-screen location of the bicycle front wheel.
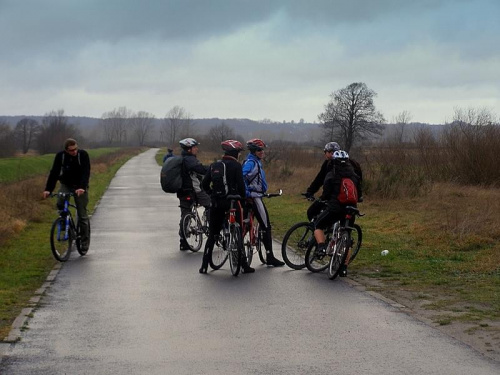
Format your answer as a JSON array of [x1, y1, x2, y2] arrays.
[[228, 224, 242, 276], [348, 224, 362, 264], [182, 213, 203, 252], [76, 220, 91, 256], [281, 222, 314, 270], [328, 232, 349, 280], [305, 233, 330, 273], [256, 224, 267, 265], [50, 217, 72, 262], [210, 229, 228, 270]]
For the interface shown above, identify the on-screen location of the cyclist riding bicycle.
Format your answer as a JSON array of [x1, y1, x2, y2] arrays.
[[177, 138, 211, 251], [42, 138, 91, 252], [199, 140, 255, 274], [242, 138, 284, 267], [305, 150, 360, 277]]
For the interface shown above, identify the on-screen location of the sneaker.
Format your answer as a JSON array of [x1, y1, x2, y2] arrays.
[[242, 265, 255, 273], [315, 244, 327, 260], [180, 242, 190, 251], [199, 265, 208, 274], [339, 264, 348, 277], [266, 256, 285, 267]]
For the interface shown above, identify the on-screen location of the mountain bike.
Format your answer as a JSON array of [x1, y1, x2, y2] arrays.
[[209, 195, 244, 276], [281, 200, 362, 271], [182, 203, 209, 252], [242, 189, 283, 267], [305, 205, 363, 276], [49, 192, 90, 262]]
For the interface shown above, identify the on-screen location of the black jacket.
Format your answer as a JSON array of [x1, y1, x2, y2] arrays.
[[44, 150, 90, 192], [202, 155, 246, 199], [307, 158, 363, 198], [321, 160, 360, 209], [178, 150, 208, 197]]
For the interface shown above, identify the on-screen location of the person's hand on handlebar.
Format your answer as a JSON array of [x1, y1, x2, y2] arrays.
[[301, 192, 315, 201], [42, 191, 51, 199]]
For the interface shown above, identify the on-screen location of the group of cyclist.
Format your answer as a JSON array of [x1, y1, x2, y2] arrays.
[[42, 137, 362, 278], [175, 137, 285, 274], [176, 137, 362, 277]]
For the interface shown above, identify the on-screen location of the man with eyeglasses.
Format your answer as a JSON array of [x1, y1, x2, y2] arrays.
[[43, 138, 91, 252]]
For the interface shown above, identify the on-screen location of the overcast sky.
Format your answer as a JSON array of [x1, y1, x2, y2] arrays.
[[1, 0, 499, 124]]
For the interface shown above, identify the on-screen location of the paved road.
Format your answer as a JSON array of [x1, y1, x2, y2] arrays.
[[1, 149, 499, 374]]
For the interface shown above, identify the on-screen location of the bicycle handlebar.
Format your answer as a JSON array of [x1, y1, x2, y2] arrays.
[[263, 189, 283, 198], [49, 192, 75, 198]]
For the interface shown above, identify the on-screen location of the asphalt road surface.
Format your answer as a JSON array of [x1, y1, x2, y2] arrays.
[[1, 149, 499, 374]]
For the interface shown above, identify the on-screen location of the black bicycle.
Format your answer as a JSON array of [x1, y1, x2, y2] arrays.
[[305, 206, 363, 277], [209, 195, 244, 276], [49, 192, 90, 262], [282, 200, 362, 271], [182, 203, 209, 252]]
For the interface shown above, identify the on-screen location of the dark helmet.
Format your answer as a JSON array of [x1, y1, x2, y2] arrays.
[[179, 138, 199, 150], [221, 139, 244, 152], [247, 138, 267, 152], [324, 142, 341, 152]]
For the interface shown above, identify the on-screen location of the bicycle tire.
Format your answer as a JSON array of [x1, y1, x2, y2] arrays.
[[243, 227, 254, 267], [348, 224, 362, 264], [50, 217, 72, 262], [228, 224, 242, 276], [256, 225, 267, 265], [305, 232, 330, 273], [328, 232, 349, 280], [210, 229, 228, 270], [182, 213, 203, 252], [76, 220, 91, 256], [281, 222, 314, 270]]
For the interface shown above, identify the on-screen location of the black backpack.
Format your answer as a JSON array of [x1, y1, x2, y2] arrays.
[[210, 160, 228, 198], [160, 155, 183, 193]]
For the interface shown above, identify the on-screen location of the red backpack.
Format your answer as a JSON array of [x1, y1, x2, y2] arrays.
[[338, 178, 358, 205]]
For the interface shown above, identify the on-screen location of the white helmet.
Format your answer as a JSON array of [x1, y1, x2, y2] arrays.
[[179, 138, 199, 150], [333, 150, 349, 160]]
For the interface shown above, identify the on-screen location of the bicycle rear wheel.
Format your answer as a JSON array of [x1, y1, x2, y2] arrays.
[[228, 224, 242, 276], [210, 229, 228, 270], [256, 225, 267, 265], [182, 213, 203, 252], [305, 232, 330, 273], [50, 217, 72, 262], [243, 226, 254, 267], [328, 232, 349, 280], [281, 222, 313, 270], [348, 224, 362, 264]]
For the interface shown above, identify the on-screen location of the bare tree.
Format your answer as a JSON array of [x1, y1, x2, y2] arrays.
[[129, 111, 156, 146], [0, 121, 16, 157], [37, 110, 81, 154], [161, 106, 194, 147], [207, 122, 236, 151], [318, 82, 385, 152], [14, 118, 40, 154], [392, 110, 412, 144], [100, 107, 131, 146]]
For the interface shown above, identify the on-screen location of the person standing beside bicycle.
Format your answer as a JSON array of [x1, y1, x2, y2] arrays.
[[42, 138, 91, 252], [177, 138, 211, 251], [199, 140, 255, 274], [242, 139, 285, 267], [305, 150, 360, 277]]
